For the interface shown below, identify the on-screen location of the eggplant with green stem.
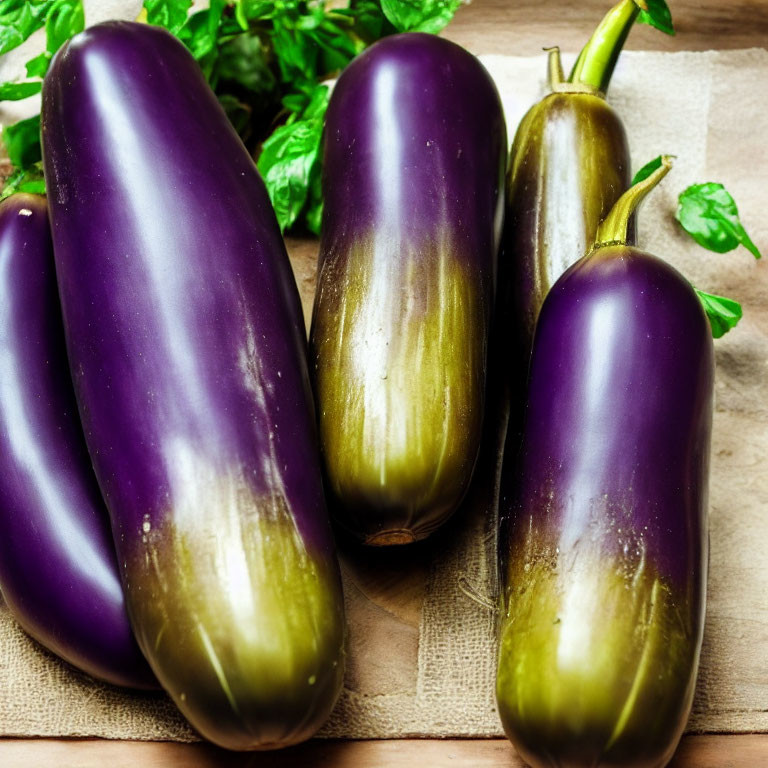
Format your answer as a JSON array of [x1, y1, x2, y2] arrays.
[[496, 158, 712, 768], [499, 0, 644, 379]]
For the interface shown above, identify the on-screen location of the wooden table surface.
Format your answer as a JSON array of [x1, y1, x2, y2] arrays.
[[2, 0, 767, 765]]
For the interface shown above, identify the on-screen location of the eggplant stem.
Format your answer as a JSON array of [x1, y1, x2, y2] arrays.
[[594, 155, 673, 248], [545, 47, 565, 89], [568, 0, 642, 94]]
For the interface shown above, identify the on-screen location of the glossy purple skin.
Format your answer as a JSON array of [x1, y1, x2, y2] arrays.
[[42, 22, 343, 749], [506, 245, 713, 589], [320, 33, 506, 272], [42, 21, 331, 561], [0, 194, 155, 689]]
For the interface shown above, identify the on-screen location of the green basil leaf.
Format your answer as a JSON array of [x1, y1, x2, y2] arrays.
[[177, 0, 225, 66], [234, 0, 274, 29], [143, 0, 192, 35], [0, 79, 42, 100], [45, 0, 83, 54], [632, 154, 676, 186], [637, 0, 675, 35], [337, 0, 396, 43], [25, 51, 50, 77], [0, 0, 58, 56], [257, 85, 328, 232], [677, 182, 762, 260], [271, 23, 318, 83], [0, 162, 45, 201], [694, 288, 742, 339], [2, 113, 41, 169], [380, 0, 461, 34]]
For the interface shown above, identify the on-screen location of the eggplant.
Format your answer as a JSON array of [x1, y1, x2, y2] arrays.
[[496, 160, 712, 768], [42, 22, 344, 750], [500, 0, 640, 377], [309, 33, 507, 545], [0, 193, 155, 689]]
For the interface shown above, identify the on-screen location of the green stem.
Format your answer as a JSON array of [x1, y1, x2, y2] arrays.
[[594, 155, 673, 247], [568, 0, 645, 93], [545, 47, 565, 90]]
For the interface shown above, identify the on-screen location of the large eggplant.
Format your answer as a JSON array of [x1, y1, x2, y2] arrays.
[[500, 0, 640, 376], [42, 22, 344, 750], [309, 33, 506, 545], [496, 161, 712, 767], [0, 193, 155, 689]]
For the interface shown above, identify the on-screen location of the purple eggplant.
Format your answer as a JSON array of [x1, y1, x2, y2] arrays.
[[0, 193, 155, 689], [309, 33, 506, 545], [496, 161, 712, 767], [42, 22, 344, 750]]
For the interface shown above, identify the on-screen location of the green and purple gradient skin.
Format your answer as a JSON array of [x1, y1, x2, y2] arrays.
[[496, 162, 713, 768], [499, 0, 642, 390], [42, 22, 344, 750], [0, 194, 155, 689], [310, 33, 507, 546]]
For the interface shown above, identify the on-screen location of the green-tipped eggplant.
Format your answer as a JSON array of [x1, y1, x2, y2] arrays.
[[496, 160, 712, 768], [499, 0, 641, 387], [310, 34, 506, 545]]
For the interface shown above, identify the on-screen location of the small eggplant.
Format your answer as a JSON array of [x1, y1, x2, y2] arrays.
[[500, 0, 640, 374], [42, 22, 344, 750], [0, 193, 155, 689], [310, 33, 506, 545], [496, 160, 712, 768]]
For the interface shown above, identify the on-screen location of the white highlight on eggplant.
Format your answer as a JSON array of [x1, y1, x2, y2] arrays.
[[365, 61, 405, 485], [543, 112, 588, 290], [161, 436, 258, 626], [555, 295, 620, 668], [0, 238, 120, 598], [83, 55, 214, 435], [558, 292, 621, 553]]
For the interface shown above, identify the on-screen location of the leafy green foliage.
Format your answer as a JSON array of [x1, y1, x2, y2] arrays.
[[24, 51, 49, 77], [637, 0, 674, 36], [632, 154, 677, 186], [0, 162, 45, 201], [257, 85, 328, 232], [144, 0, 191, 35], [0, 0, 462, 228], [2, 114, 41, 168], [176, 0, 226, 77], [45, 0, 83, 54], [0, 0, 59, 55], [380, 0, 461, 34], [0, 80, 41, 99], [694, 288, 742, 338], [0, 0, 83, 173], [677, 182, 762, 260]]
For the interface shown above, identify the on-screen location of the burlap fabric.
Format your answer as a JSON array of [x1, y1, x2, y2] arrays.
[[0, 46, 767, 740]]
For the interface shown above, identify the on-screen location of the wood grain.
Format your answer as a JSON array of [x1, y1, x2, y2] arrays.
[[0, 735, 766, 767]]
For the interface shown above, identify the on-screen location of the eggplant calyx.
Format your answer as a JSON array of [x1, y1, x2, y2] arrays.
[[550, 82, 604, 98], [593, 155, 673, 250], [568, 0, 643, 94]]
